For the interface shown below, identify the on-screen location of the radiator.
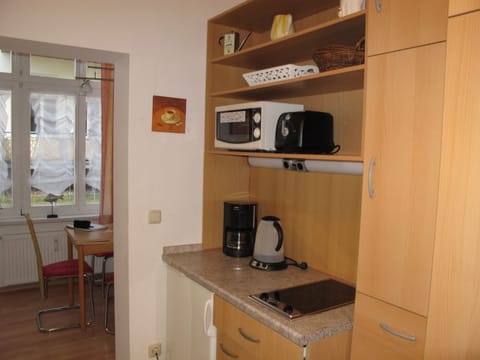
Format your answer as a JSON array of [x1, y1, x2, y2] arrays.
[[0, 231, 68, 286], [0, 231, 109, 287]]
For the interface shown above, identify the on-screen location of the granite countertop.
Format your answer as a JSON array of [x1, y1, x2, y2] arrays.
[[162, 245, 354, 347]]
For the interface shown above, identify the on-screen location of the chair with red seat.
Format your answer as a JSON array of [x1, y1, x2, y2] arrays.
[[104, 273, 114, 334], [91, 251, 113, 295], [23, 213, 95, 332]]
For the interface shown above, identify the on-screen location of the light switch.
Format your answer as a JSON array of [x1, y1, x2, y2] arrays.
[[148, 210, 162, 224]]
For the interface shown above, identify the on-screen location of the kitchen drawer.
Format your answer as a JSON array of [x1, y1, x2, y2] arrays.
[[351, 292, 427, 360], [217, 333, 258, 360], [214, 295, 303, 360]]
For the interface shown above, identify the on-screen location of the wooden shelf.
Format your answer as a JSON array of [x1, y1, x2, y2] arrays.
[[211, 65, 364, 99], [211, 11, 366, 69], [208, 149, 363, 162], [203, 0, 366, 279], [210, 0, 339, 33]]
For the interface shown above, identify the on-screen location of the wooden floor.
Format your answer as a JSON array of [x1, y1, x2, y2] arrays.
[[0, 282, 115, 359]]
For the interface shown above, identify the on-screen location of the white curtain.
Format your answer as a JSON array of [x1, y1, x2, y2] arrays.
[[30, 93, 75, 195], [85, 96, 101, 191], [0, 91, 11, 194]]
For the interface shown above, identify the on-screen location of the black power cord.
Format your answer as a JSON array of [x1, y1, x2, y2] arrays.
[[285, 256, 308, 270]]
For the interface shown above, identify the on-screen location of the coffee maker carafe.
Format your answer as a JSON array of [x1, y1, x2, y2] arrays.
[[223, 201, 257, 257]]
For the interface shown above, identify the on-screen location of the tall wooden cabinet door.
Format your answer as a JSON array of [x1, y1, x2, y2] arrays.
[[366, 0, 448, 56], [425, 12, 480, 359], [356, 43, 446, 316], [449, 0, 480, 15]]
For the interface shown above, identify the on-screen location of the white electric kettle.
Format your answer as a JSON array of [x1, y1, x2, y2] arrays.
[[250, 216, 287, 271]]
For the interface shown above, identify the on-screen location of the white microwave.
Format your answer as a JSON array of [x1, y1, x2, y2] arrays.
[[215, 101, 304, 151]]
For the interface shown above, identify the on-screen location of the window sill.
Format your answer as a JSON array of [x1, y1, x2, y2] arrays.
[[0, 214, 99, 226]]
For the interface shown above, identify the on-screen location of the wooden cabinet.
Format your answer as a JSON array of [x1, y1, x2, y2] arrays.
[[355, 42, 446, 316], [352, 2, 449, 358], [424, 10, 480, 359], [214, 295, 303, 360], [366, 0, 448, 56], [351, 293, 427, 360], [449, 0, 480, 15], [306, 331, 352, 360], [214, 295, 352, 360], [203, 0, 365, 282]]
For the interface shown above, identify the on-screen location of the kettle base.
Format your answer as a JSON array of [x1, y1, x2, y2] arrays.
[[250, 258, 288, 271]]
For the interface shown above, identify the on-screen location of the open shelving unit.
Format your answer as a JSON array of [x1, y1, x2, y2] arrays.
[[202, 0, 365, 282]]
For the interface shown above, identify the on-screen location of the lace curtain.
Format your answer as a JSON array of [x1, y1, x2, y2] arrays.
[[85, 96, 102, 191], [30, 93, 101, 196], [30, 94, 75, 195], [0, 91, 11, 195]]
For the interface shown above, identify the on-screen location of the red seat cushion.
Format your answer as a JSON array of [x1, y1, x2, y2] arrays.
[[43, 260, 93, 278]]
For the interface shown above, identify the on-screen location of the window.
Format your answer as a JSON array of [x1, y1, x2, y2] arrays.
[[30, 55, 76, 79], [0, 50, 12, 73], [0, 52, 111, 218]]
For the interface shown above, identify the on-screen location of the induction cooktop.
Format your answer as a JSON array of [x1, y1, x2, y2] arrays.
[[249, 279, 355, 319]]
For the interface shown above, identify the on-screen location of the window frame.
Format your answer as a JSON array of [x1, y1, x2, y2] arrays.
[[0, 52, 101, 219]]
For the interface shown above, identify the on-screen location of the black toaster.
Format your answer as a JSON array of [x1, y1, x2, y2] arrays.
[[275, 111, 338, 154]]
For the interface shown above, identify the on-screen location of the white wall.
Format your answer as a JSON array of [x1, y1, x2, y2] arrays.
[[0, 0, 242, 358]]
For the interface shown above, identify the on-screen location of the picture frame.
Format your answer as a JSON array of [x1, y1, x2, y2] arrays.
[[151, 95, 186, 133]]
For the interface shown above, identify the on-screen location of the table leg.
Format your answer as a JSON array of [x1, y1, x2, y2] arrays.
[[78, 246, 86, 331], [67, 237, 74, 306]]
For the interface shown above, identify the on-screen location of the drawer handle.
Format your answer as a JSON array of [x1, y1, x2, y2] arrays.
[[367, 158, 376, 198], [220, 343, 239, 358], [238, 328, 260, 343], [375, 0, 382, 12], [379, 323, 417, 342]]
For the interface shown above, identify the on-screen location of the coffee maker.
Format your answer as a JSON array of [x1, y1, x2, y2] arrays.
[[223, 201, 257, 257]]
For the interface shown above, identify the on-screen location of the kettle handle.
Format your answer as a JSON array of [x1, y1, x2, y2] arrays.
[[273, 221, 283, 251]]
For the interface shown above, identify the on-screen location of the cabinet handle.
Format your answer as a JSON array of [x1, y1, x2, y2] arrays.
[[379, 323, 417, 342], [238, 328, 260, 343], [220, 343, 239, 358], [375, 0, 382, 12], [203, 298, 216, 337], [367, 158, 376, 198]]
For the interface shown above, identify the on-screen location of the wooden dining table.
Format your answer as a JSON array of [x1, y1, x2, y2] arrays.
[[65, 224, 113, 331]]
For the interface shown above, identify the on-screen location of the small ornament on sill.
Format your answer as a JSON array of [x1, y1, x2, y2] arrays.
[[270, 14, 295, 40], [44, 193, 63, 218]]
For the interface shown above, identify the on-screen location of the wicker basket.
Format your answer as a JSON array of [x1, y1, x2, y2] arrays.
[[312, 37, 365, 72]]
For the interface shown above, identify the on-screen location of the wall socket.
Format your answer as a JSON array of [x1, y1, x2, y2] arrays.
[[148, 343, 161, 358]]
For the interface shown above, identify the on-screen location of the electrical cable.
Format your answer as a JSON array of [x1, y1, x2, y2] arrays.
[[285, 256, 308, 270], [330, 144, 341, 154]]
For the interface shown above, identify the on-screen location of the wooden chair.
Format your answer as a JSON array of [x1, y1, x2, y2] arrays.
[[23, 213, 95, 332]]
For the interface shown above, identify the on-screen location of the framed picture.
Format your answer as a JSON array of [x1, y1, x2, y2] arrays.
[[152, 95, 186, 133]]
